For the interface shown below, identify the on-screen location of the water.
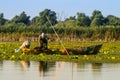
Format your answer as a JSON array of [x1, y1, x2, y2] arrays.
[[0, 60, 120, 80]]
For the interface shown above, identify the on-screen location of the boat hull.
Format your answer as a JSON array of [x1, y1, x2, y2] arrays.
[[22, 44, 102, 55], [66, 44, 102, 55]]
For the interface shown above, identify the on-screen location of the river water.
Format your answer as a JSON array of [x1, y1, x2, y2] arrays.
[[0, 60, 120, 80]]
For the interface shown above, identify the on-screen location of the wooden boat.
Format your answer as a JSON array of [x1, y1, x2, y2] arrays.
[[22, 44, 102, 55], [22, 47, 52, 55], [60, 44, 102, 55]]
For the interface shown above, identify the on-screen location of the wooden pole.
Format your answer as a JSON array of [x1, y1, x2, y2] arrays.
[[46, 16, 69, 55]]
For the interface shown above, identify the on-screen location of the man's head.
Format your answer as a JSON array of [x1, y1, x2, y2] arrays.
[[41, 32, 45, 38]]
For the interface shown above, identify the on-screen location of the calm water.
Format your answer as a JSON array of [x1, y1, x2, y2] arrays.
[[0, 60, 120, 80]]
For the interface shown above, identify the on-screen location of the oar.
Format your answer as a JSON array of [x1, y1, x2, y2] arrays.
[[46, 16, 69, 55]]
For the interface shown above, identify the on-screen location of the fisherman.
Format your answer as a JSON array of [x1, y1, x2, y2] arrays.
[[38, 32, 48, 49], [15, 39, 31, 53]]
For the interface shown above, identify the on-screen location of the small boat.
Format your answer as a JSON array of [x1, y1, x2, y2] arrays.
[[22, 47, 52, 55], [22, 44, 102, 55], [60, 44, 102, 55]]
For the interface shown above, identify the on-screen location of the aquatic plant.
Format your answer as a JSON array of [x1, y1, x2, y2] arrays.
[[0, 41, 120, 63]]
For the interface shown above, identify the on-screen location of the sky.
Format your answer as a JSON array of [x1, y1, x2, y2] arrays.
[[0, 0, 120, 20]]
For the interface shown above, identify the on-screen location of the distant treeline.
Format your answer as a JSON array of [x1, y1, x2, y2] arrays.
[[0, 9, 120, 41]]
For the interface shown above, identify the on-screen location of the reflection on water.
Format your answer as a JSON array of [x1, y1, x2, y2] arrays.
[[0, 60, 120, 80], [92, 63, 102, 80], [0, 61, 3, 70], [38, 61, 56, 77], [92, 63, 102, 71], [39, 61, 48, 72], [20, 61, 30, 69]]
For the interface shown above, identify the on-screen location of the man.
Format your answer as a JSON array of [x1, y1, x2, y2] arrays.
[[15, 39, 31, 53], [38, 32, 48, 49]]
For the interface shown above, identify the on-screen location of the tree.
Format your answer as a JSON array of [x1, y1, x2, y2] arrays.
[[90, 10, 105, 26], [31, 16, 40, 26], [39, 9, 57, 26], [64, 20, 77, 27], [0, 13, 7, 25], [31, 9, 57, 27], [64, 16, 76, 27], [106, 15, 120, 26], [65, 16, 76, 21], [12, 11, 30, 25], [91, 17, 102, 27], [76, 13, 91, 26], [91, 10, 102, 20]]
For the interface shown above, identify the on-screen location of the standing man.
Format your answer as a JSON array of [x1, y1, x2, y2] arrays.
[[38, 32, 48, 49]]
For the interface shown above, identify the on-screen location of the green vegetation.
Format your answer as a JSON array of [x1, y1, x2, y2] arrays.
[[0, 9, 120, 41], [0, 26, 120, 41], [0, 41, 120, 63]]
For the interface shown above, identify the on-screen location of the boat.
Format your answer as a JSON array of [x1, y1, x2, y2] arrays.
[[22, 47, 52, 55], [22, 44, 102, 55], [60, 44, 102, 55]]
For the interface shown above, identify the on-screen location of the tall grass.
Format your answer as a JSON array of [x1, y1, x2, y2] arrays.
[[0, 25, 120, 41]]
